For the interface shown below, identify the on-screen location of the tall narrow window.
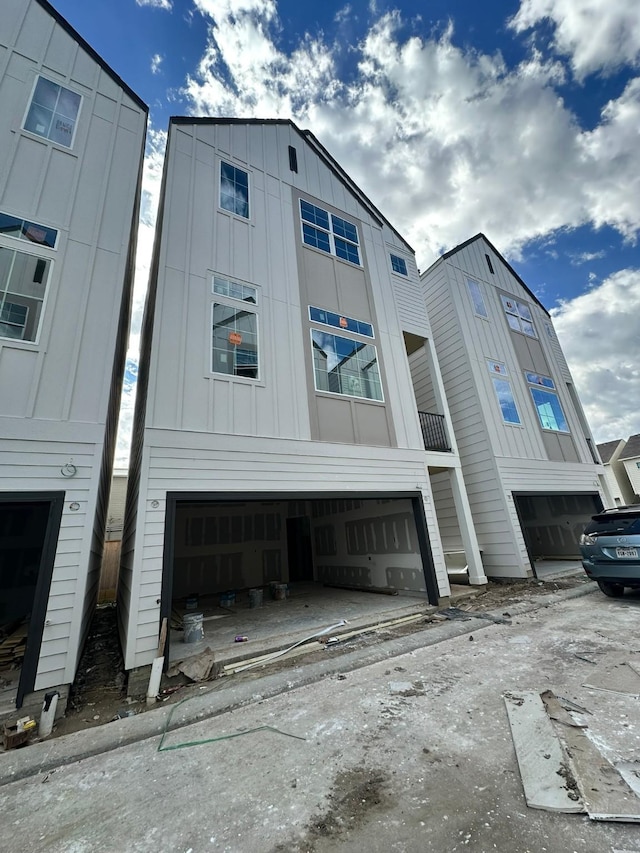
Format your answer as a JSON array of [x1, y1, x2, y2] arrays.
[[485, 253, 495, 274], [288, 145, 298, 172], [525, 372, 569, 432], [501, 295, 537, 337], [211, 274, 258, 378], [487, 360, 520, 425], [467, 280, 488, 317], [220, 161, 250, 218], [24, 77, 81, 148]]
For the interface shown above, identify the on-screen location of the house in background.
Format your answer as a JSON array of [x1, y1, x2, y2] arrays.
[[597, 439, 635, 507], [617, 435, 640, 504], [0, 0, 146, 711], [119, 117, 485, 678], [420, 234, 609, 578]]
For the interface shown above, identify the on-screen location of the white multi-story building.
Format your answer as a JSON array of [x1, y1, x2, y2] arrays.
[[119, 118, 485, 675], [421, 234, 609, 578], [0, 0, 146, 710]]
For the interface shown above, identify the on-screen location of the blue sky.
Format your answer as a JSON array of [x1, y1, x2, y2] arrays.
[[52, 0, 640, 462]]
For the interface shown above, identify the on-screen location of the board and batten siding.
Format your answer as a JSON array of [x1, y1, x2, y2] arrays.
[[621, 458, 640, 498], [0, 0, 147, 693], [422, 255, 529, 576]]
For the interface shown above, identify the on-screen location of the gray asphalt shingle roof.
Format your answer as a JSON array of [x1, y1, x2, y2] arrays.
[[619, 434, 640, 460], [597, 439, 624, 464]]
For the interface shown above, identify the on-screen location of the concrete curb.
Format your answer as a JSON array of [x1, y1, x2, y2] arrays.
[[0, 582, 598, 787]]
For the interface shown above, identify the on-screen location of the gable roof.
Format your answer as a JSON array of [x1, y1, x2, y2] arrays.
[[619, 434, 640, 460], [597, 439, 624, 464], [36, 0, 147, 112], [439, 233, 550, 318], [169, 117, 414, 254]]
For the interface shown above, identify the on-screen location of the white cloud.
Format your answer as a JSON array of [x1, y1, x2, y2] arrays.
[[551, 269, 640, 442], [136, 0, 173, 10], [510, 0, 640, 78], [570, 250, 605, 265], [151, 53, 163, 74], [115, 127, 167, 467], [183, 5, 640, 266]]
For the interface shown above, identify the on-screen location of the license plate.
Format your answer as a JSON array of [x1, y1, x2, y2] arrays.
[[616, 547, 638, 558]]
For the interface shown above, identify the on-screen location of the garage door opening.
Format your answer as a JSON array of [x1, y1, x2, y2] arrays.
[[513, 491, 603, 570], [160, 492, 438, 670], [0, 493, 63, 711]]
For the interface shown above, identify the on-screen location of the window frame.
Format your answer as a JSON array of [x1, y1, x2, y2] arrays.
[[310, 327, 384, 402], [210, 274, 260, 381], [0, 211, 58, 250], [308, 306, 374, 339], [219, 160, 250, 220], [501, 295, 537, 338], [0, 239, 54, 346], [467, 279, 488, 318], [299, 199, 361, 266], [389, 253, 408, 277], [22, 75, 82, 149], [525, 371, 570, 433], [487, 360, 521, 425]]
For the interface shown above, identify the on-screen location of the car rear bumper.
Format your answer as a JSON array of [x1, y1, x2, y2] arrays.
[[581, 557, 640, 586]]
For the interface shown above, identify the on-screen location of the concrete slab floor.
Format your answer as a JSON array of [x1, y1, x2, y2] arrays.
[[2, 590, 639, 853], [168, 583, 482, 669]]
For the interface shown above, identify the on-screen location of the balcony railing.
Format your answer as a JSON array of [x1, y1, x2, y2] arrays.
[[418, 411, 451, 453]]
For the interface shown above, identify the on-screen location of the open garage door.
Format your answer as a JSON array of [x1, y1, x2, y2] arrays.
[[513, 492, 603, 562], [160, 491, 438, 668]]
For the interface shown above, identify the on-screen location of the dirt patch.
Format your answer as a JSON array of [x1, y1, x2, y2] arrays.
[[52, 605, 136, 738], [273, 767, 391, 852]]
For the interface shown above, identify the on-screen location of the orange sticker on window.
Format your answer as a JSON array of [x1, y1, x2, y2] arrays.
[[339, 317, 348, 328], [229, 332, 242, 345]]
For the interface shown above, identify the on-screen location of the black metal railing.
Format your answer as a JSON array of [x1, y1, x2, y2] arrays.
[[418, 411, 451, 452]]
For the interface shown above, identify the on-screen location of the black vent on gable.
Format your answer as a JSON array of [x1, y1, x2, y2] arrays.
[[485, 253, 495, 274], [288, 145, 298, 172]]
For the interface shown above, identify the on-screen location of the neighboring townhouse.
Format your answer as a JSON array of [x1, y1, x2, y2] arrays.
[[597, 439, 635, 507], [0, 0, 147, 711], [617, 435, 640, 504], [421, 234, 609, 578], [119, 117, 485, 677]]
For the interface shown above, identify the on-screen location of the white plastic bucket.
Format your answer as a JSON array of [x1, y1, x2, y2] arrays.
[[183, 612, 204, 643]]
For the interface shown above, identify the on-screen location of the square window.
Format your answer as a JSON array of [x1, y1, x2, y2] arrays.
[[390, 254, 408, 276], [311, 329, 383, 401], [24, 77, 81, 148], [303, 223, 331, 253], [529, 387, 569, 432], [220, 161, 250, 218], [331, 215, 358, 244], [334, 237, 360, 264]]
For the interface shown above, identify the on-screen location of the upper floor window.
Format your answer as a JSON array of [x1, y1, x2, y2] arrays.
[[220, 162, 249, 219], [211, 274, 258, 379], [24, 77, 81, 148], [467, 280, 488, 318], [0, 212, 58, 249], [0, 246, 51, 342], [311, 330, 382, 401], [300, 200, 360, 265], [525, 372, 569, 432], [309, 306, 373, 338], [390, 254, 408, 276], [501, 295, 537, 337], [487, 360, 520, 425]]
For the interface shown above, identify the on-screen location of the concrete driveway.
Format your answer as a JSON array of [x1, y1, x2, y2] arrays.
[[1, 588, 639, 853]]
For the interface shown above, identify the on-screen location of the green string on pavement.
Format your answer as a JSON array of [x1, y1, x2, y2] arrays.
[[157, 694, 306, 752]]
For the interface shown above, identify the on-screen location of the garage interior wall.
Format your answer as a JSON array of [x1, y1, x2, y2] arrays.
[[171, 497, 430, 600]]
